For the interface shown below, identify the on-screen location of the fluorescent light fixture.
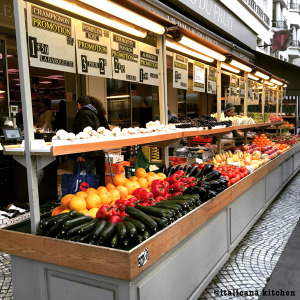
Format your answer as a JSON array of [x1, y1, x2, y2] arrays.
[[248, 73, 259, 80], [0, 90, 6, 94], [79, 0, 165, 35], [221, 62, 240, 73], [166, 40, 214, 62], [270, 78, 283, 86], [107, 95, 130, 99], [179, 36, 226, 61], [40, 0, 147, 38], [283, 84, 287, 88], [254, 71, 270, 80], [229, 60, 252, 72], [264, 81, 274, 86]]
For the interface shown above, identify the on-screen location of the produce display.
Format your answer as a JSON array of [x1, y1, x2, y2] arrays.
[[211, 112, 255, 125], [36, 165, 229, 248], [281, 121, 294, 134], [270, 114, 283, 122], [270, 134, 300, 146]]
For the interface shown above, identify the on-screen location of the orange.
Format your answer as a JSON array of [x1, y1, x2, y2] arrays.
[[126, 194, 134, 199], [157, 173, 166, 180], [116, 185, 128, 199], [109, 189, 121, 201], [137, 177, 148, 188], [69, 196, 87, 211], [97, 186, 108, 193], [113, 174, 127, 186], [51, 206, 64, 216], [79, 209, 91, 216], [85, 188, 98, 195], [75, 191, 88, 199], [136, 168, 147, 178], [106, 183, 116, 191], [85, 194, 101, 209], [145, 175, 155, 186], [124, 178, 130, 185], [129, 176, 138, 181], [61, 209, 70, 214], [125, 181, 140, 195], [60, 194, 74, 209], [147, 171, 156, 177], [99, 190, 113, 205], [89, 208, 99, 218]]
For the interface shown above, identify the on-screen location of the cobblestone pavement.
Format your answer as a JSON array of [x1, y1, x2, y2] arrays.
[[1, 173, 299, 300], [199, 172, 300, 300]]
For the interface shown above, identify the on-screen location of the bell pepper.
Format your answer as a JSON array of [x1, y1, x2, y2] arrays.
[[165, 193, 172, 199], [139, 189, 154, 203], [174, 170, 186, 176], [162, 180, 170, 190], [133, 188, 147, 198], [151, 179, 162, 186], [96, 205, 113, 220], [171, 192, 182, 197], [169, 173, 182, 184], [120, 211, 128, 219], [170, 181, 184, 192], [115, 199, 130, 211], [111, 204, 122, 216], [139, 202, 150, 206], [107, 215, 122, 224], [154, 196, 165, 203], [151, 180, 167, 197]]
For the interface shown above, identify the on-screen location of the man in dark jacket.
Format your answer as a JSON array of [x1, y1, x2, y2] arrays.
[[72, 96, 101, 175]]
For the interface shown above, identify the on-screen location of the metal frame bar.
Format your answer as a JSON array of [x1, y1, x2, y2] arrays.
[[244, 72, 248, 117], [216, 60, 222, 153]]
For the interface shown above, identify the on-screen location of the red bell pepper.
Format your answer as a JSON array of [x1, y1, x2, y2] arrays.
[[170, 181, 184, 192], [165, 193, 172, 199], [151, 180, 167, 197], [133, 188, 147, 198], [111, 204, 122, 216], [171, 192, 182, 197], [174, 170, 185, 176], [96, 205, 113, 220], [169, 173, 182, 184], [107, 216, 122, 224], [139, 202, 150, 206], [154, 196, 165, 203], [139, 189, 154, 203], [162, 180, 170, 190], [120, 211, 128, 219]]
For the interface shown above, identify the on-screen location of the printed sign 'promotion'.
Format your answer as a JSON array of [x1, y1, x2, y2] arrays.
[[111, 33, 139, 82], [27, 3, 76, 73], [75, 20, 112, 78], [207, 66, 217, 94], [193, 61, 205, 93], [173, 53, 188, 90], [139, 43, 159, 86]]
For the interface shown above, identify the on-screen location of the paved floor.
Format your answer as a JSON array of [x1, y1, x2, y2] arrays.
[[0, 172, 299, 300]]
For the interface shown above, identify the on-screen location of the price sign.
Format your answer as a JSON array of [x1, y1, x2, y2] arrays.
[[207, 66, 217, 94], [193, 61, 205, 92], [139, 43, 159, 86], [27, 3, 76, 73], [173, 53, 188, 90], [239, 77, 245, 98], [75, 20, 112, 78], [111, 33, 139, 82]]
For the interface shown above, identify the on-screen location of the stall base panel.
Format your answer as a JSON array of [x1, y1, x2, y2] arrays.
[[136, 210, 228, 300], [265, 166, 282, 201], [230, 179, 265, 244], [294, 152, 300, 170], [282, 157, 294, 183]]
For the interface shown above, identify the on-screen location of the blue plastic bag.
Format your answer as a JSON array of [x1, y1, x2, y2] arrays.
[[61, 163, 99, 196]]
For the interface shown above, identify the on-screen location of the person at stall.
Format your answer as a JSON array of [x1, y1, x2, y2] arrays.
[[35, 97, 53, 131], [53, 100, 67, 131], [72, 96, 105, 184], [222, 103, 241, 138]]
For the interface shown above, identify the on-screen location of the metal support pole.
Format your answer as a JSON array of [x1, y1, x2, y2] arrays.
[[14, 0, 40, 233], [217, 61, 222, 153], [157, 35, 169, 164], [262, 82, 265, 121], [280, 86, 283, 134], [244, 73, 248, 116], [276, 86, 279, 117]]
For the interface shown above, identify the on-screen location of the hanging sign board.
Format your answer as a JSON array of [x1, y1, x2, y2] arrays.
[[75, 20, 112, 78], [111, 33, 139, 82], [173, 53, 188, 90], [247, 79, 253, 102], [207, 66, 217, 94], [193, 61, 205, 92], [229, 74, 239, 105], [239, 77, 245, 98], [139, 43, 159, 86], [265, 86, 270, 103], [253, 81, 259, 104], [27, 3, 76, 73]]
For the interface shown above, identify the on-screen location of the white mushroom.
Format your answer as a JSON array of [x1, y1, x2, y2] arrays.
[[97, 126, 105, 133], [83, 126, 93, 135], [67, 133, 76, 141]]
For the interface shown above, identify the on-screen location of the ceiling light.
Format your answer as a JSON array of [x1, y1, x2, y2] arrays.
[[248, 73, 259, 80], [166, 40, 214, 63], [221, 63, 240, 73], [179, 36, 226, 61], [79, 0, 165, 35], [283, 84, 287, 88], [107, 95, 130, 99], [270, 78, 283, 86], [254, 71, 270, 80], [40, 0, 147, 38], [264, 81, 274, 86], [229, 60, 252, 72]]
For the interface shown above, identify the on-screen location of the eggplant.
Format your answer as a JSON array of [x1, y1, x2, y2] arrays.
[[188, 165, 198, 177], [207, 190, 217, 199], [196, 163, 214, 181], [166, 165, 175, 177], [207, 180, 219, 190], [203, 170, 221, 182], [160, 165, 167, 175], [197, 187, 208, 197], [182, 186, 199, 194], [194, 169, 203, 179], [184, 164, 192, 174], [174, 165, 183, 172]]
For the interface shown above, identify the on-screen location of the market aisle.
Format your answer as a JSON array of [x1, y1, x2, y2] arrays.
[[199, 171, 300, 300], [0, 252, 13, 300]]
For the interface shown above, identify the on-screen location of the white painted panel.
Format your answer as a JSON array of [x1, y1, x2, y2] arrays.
[[266, 166, 282, 201], [282, 157, 294, 183], [294, 152, 300, 170]]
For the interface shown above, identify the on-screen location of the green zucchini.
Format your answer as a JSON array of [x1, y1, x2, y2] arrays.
[[40, 214, 65, 230], [62, 216, 93, 230], [97, 239, 104, 246], [77, 232, 93, 243], [110, 232, 119, 248], [66, 222, 93, 237], [135, 205, 168, 218], [122, 217, 145, 232], [135, 233, 144, 244], [54, 213, 71, 225], [170, 194, 199, 200], [92, 219, 107, 240], [47, 223, 62, 237], [99, 222, 116, 241], [55, 231, 64, 239], [155, 203, 181, 213], [123, 221, 137, 238], [143, 230, 151, 240], [69, 234, 81, 241], [181, 210, 188, 216], [125, 206, 158, 232], [147, 215, 168, 228], [174, 212, 183, 220], [89, 238, 96, 245], [116, 222, 127, 239], [78, 219, 100, 235], [165, 199, 190, 208], [69, 210, 85, 218], [121, 238, 130, 247]]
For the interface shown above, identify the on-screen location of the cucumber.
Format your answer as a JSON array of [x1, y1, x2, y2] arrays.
[[69, 234, 81, 241], [54, 214, 71, 225], [147, 215, 168, 228], [155, 203, 181, 213], [116, 222, 127, 239], [170, 194, 199, 200], [47, 223, 62, 237], [69, 210, 85, 218], [62, 216, 93, 230], [122, 217, 145, 232], [99, 222, 116, 241], [165, 199, 190, 208], [121, 238, 130, 247], [135, 233, 144, 244], [161, 202, 183, 211], [174, 212, 183, 220], [78, 219, 100, 235], [135, 205, 168, 218], [110, 232, 119, 248], [40, 214, 65, 230], [92, 220, 107, 240], [77, 232, 93, 243], [143, 230, 151, 240], [181, 210, 188, 216], [125, 206, 158, 232], [123, 221, 137, 238], [66, 222, 93, 237]]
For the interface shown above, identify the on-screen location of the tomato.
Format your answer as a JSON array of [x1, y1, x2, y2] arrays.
[[227, 171, 233, 179], [227, 182, 231, 187], [225, 176, 230, 182], [230, 178, 237, 185], [243, 170, 248, 177], [239, 172, 244, 179], [239, 167, 246, 172], [235, 174, 241, 181]]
